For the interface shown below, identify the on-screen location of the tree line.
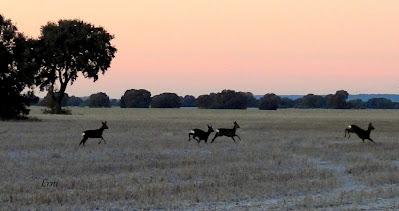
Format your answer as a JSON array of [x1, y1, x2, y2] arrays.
[[34, 89, 399, 110], [1, 14, 398, 120]]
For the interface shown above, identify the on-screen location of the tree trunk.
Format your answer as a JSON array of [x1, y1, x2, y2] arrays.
[[53, 100, 62, 114], [52, 82, 67, 114]]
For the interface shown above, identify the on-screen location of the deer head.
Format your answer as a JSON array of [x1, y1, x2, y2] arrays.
[[102, 121, 109, 130], [234, 121, 240, 129], [207, 124, 214, 133], [368, 122, 375, 131]]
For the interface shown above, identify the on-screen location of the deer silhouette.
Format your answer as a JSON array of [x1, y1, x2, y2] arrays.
[[211, 121, 241, 143], [188, 125, 214, 144], [345, 122, 375, 143], [79, 121, 109, 146]]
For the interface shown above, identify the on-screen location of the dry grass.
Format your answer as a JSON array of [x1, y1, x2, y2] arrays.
[[1, 107, 399, 209]]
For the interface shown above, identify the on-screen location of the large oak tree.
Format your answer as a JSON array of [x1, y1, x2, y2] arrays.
[[37, 19, 116, 113]]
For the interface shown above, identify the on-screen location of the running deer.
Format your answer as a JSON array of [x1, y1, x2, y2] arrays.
[[211, 121, 241, 143], [188, 125, 214, 144], [345, 122, 375, 143], [79, 121, 109, 146]]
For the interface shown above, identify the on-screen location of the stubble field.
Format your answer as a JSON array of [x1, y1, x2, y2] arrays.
[[1, 107, 399, 210]]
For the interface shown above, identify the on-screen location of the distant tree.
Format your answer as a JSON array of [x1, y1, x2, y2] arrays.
[[88, 92, 111, 108], [366, 98, 395, 109], [244, 92, 259, 108], [325, 90, 349, 109], [151, 93, 181, 108], [67, 96, 83, 107], [39, 92, 70, 108], [279, 97, 295, 108], [196, 94, 217, 109], [214, 90, 249, 109], [0, 15, 40, 119], [196, 90, 253, 109], [259, 93, 281, 110], [120, 89, 151, 108], [110, 99, 120, 107], [347, 99, 366, 109], [293, 98, 303, 108], [181, 95, 196, 107], [299, 94, 326, 108], [36, 19, 117, 114]]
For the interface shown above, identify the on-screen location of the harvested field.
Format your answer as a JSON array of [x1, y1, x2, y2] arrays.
[[1, 108, 399, 210]]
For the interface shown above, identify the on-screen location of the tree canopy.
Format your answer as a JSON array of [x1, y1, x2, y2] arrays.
[[0, 15, 40, 119], [36, 19, 116, 113], [151, 93, 181, 108], [88, 92, 111, 108], [196, 90, 250, 109], [181, 95, 196, 107], [120, 89, 151, 108], [259, 93, 281, 110]]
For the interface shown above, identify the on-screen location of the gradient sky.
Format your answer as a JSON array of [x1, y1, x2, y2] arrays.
[[2, 0, 399, 97]]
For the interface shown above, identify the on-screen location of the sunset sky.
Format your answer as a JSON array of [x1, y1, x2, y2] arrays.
[[2, 0, 399, 97]]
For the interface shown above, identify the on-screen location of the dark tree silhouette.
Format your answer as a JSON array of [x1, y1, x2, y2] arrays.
[[151, 93, 181, 108], [196, 93, 217, 109], [181, 95, 196, 107], [347, 99, 366, 109], [325, 90, 349, 109], [366, 98, 395, 109], [215, 90, 249, 109], [279, 97, 295, 108], [67, 96, 83, 107], [196, 90, 249, 109], [88, 92, 111, 108], [110, 99, 120, 107], [0, 15, 40, 119], [244, 92, 259, 108], [36, 19, 116, 113], [259, 93, 281, 110], [299, 94, 326, 108], [39, 92, 70, 108], [120, 89, 151, 108]]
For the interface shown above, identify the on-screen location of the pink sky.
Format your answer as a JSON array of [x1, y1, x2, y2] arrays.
[[2, 0, 399, 97]]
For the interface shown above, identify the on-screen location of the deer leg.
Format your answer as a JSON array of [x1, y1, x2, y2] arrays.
[[368, 138, 376, 144], [99, 137, 107, 144], [79, 136, 88, 146], [235, 135, 242, 141], [345, 130, 351, 138], [231, 137, 236, 143], [362, 139, 365, 143], [211, 133, 219, 143], [188, 133, 192, 141]]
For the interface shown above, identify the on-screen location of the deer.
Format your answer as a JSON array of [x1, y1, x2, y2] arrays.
[[188, 125, 214, 144], [79, 121, 109, 146], [211, 121, 241, 143], [344, 122, 375, 143]]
